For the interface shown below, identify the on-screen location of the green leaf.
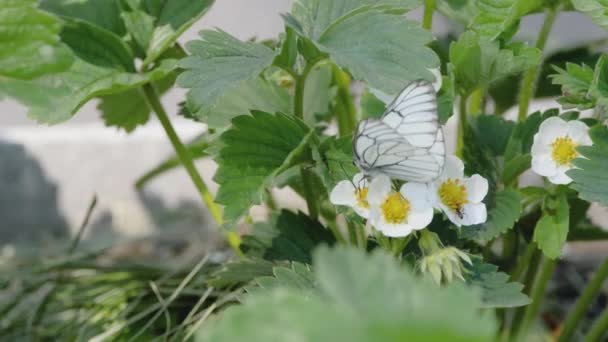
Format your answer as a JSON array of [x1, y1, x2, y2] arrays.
[[313, 135, 358, 194], [178, 30, 278, 121], [207, 258, 275, 288], [502, 153, 531, 186], [0, 19, 176, 124], [0, 0, 74, 79], [449, 31, 540, 95], [568, 125, 608, 206], [551, 62, 595, 109], [286, 0, 438, 94], [360, 88, 386, 119], [241, 210, 336, 264], [214, 112, 314, 222], [471, 0, 542, 41], [461, 190, 522, 241], [467, 260, 530, 308], [533, 194, 570, 259], [462, 118, 498, 188], [475, 115, 515, 156], [438, 76, 455, 123], [39, 0, 126, 35], [196, 246, 496, 342], [273, 27, 298, 70], [142, 0, 215, 66], [572, 0, 608, 31], [196, 77, 292, 129], [247, 262, 317, 296], [303, 63, 334, 126]]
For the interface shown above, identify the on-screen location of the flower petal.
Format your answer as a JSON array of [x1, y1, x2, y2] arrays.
[[461, 202, 487, 226], [400, 182, 432, 209], [531, 134, 551, 155], [367, 174, 392, 205], [548, 168, 573, 185], [441, 155, 464, 179], [329, 180, 356, 206], [531, 152, 558, 177], [539, 117, 568, 145], [464, 175, 488, 204], [567, 120, 592, 146], [377, 221, 413, 238], [352, 205, 370, 219], [408, 207, 434, 230]]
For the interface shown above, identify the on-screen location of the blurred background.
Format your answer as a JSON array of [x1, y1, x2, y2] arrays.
[[1, 0, 607, 261]]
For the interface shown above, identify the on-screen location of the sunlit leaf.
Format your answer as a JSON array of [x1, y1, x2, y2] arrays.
[[178, 30, 278, 121], [214, 112, 315, 222], [471, 0, 542, 41], [568, 125, 608, 207], [285, 0, 438, 95], [0, 0, 73, 79], [533, 193, 569, 259]]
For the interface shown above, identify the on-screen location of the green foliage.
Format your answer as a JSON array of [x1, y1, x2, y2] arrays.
[[241, 210, 336, 264], [461, 190, 522, 241], [551, 62, 596, 109], [533, 193, 570, 259], [246, 262, 317, 296], [39, 0, 126, 35], [313, 135, 359, 193], [178, 30, 278, 122], [475, 115, 515, 156], [207, 258, 275, 288], [121, 0, 215, 66], [568, 125, 608, 206], [504, 109, 557, 161], [571, 0, 608, 31], [0, 0, 73, 79], [467, 260, 530, 308], [449, 31, 540, 95], [285, 0, 439, 94], [214, 112, 315, 222], [471, 0, 542, 41], [196, 246, 496, 342], [502, 153, 531, 186]]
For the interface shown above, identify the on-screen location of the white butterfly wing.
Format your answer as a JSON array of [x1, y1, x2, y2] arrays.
[[381, 80, 439, 148], [353, 119, 443, 182]]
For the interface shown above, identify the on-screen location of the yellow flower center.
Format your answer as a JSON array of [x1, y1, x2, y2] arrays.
[[355, 187, 369, 209], [551, 137, 579, 166], [438, 178, 468, 211], [381, 192, 410, 224]]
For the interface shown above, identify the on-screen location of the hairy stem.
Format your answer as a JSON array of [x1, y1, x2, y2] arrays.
[[422, 0, 435, 30], [469, 87, 485, 115], [517, 6, 560, 121], [142, 84, 241, 253], [510, 247, 541, 333], [295, 60, 322, 219], [517, 257, 557, 337], [510, 241, 537, 282], [560, 258, 608, 341]]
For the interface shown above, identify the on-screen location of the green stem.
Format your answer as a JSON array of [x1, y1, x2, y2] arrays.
[[295, 60, 322, 219], [560, 258, 608, 342], [456, 94, 468, 157], [510, 241, 537, 282], [333, 65, 358, 136], [469, 87, 485, 116], [346, 220, 358, 245], [327, 220, 347, 244], [585, 306, 608, 342], [510, 247, 542, 333], [517, 6, 559, 122], [517, 257, 557, 337], [142, 84, 241, 253], [422, 0, 435, 30]]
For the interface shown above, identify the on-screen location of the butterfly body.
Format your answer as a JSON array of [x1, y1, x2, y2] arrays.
[[353, 80, 446, 183]]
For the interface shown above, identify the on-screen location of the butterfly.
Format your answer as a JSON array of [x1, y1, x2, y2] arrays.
[[353, 80, 446, 183]]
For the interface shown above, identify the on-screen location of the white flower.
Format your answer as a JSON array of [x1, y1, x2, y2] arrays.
[[367, 175, 434, 237], [329, 173, 371, 218], [531, 117, 592, 185], [429, 156, 488, 227]]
